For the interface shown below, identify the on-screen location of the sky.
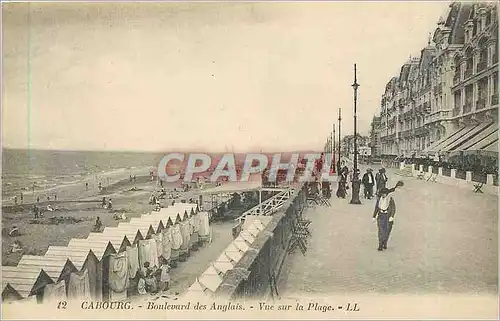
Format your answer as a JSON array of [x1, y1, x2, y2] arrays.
[[2, 2, 448, 152]]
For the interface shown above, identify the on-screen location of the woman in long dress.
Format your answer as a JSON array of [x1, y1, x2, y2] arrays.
[[336, 167, 348, 198]]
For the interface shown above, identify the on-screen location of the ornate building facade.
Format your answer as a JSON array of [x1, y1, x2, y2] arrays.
[[376, 2, 498, 160], [369, 116, 381, 157]]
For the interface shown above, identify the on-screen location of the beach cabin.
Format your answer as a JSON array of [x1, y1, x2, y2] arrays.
[[86, 233, 132, 253], [183, 278, 212, 300], [2, 266, 53, 303], [66, 239, 117, 301], [213, 253, 235, 275], [179, 211, 191, 261], [15, 256, 79, 303], [43, 247, 100, 300], [233, 236, 251, 252], [119, 221, 156, 240], [170, 213, 183, 267], [102, 226, 143, 246], [198, 265, 223, 294]]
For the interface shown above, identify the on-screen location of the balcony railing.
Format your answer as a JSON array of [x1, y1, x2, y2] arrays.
[[477, 61, 487, 72], [464, 68, 473, 79], [492, 94, 499, 105], [414, 127, 427, 136], [476, 98, 486, 110], [453, 74, 461, 85]]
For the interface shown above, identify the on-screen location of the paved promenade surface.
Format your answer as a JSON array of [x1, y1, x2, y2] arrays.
[[279, 166, 498, 296]]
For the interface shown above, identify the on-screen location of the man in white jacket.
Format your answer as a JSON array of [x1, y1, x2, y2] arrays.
[[372, 181, 403, 251]]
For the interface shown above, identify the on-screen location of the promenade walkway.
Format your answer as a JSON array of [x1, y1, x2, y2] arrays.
[[279, 167, 497, 296]]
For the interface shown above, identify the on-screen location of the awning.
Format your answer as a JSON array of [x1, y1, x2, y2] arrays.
[[424, 125, 475, 154], [452, 122, 499, 157], [460, 123, 497, 151], [199, 181, 262, 195], [443, 122, 495, 153]]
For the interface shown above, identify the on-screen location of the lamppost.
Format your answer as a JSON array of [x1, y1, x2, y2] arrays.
[[338, 108, 342, 172], [332, 124, 336, 172], [350, 63, 362, 205]]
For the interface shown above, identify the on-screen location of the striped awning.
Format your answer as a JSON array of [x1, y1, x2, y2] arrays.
[[426, 122, 496, 156], [424, 126, 473, 154], [442, 122, 495, 153]]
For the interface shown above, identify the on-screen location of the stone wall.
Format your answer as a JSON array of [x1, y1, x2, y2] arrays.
[[214, 185, 307, 300]]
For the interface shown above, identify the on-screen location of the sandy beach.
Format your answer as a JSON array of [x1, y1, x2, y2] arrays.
[[1, 167, 217, 267]]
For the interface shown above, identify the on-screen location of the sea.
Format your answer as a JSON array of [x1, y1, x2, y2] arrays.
[[2, 148, 325, 201], [2, 148, 166, 200]]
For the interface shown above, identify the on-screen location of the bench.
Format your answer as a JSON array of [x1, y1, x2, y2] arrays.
[[473, 182, 484, 193]]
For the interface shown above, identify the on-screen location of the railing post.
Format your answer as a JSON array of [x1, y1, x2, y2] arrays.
[[466, 171, 472, 182], [487, 174, 494, 185], [428, 165, 433, 174], [451, 169, 457, 179], [419, 165, 424, 172], [438, 167, 443, 176]]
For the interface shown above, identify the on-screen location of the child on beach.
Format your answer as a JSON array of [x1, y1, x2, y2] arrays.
[[159, 261, 171, 292]]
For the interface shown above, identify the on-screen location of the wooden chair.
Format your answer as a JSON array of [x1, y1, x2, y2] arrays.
[[473, 182, 484, 193], [288, 218, 308, 255], [306, 194, 320, 208], [317, 195, 331, 207], [427, 173, 438, 182]]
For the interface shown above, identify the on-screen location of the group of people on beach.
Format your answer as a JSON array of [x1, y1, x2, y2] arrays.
[[137, 260, 171, 295]]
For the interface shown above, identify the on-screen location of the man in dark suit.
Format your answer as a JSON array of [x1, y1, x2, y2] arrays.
[[362, 168, 375, 199], [375, 168, 388, 195]]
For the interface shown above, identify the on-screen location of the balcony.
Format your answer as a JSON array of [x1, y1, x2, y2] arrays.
[[476, 98, 486, 110], [414, 127, 427, 136], [423, 102, 431, 114], [464, 68, 473, 79], [453, 74, 461, 85], [477, 61, 487, 72], [492, 94, 499, 105]]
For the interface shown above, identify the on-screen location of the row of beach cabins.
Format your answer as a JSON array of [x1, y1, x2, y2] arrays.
[[183, 215, 272, 299], [2, 201, 274, 305], [2, 203, 206, 304]]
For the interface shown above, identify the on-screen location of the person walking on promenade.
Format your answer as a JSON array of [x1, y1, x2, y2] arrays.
[[375, 168, 388, 195], [372, 181, 403, 251], [362, 168, 375, 199], [336, 166, 348, 199]]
